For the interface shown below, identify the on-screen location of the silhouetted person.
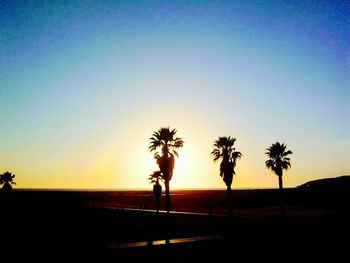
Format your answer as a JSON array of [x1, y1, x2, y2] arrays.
[[153, 179, 162, 215], [149, 171, 163, 215]]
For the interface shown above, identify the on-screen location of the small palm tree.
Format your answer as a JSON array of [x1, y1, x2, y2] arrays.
[[211, 136, 242, 215], [0, 171, 16, 191], [265, 142, 293, 192], [149, 171, 163, 214], [149, 127, 184, 215]]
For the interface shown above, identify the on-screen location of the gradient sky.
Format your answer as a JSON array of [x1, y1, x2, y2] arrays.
[[1, 0, 349, 189]]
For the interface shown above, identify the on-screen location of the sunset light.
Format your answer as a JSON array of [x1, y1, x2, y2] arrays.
[[0, 1, 348, 190]]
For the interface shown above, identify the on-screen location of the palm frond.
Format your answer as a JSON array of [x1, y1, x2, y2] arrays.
[[0, 171, 16, 185], [265, 142, 292, 176], [211, 148, 222, 161], [283, 157, 291, 162], [231, 151, 242, 160], [172, 150, 179, 157], [172, 137, 184, 148], [281, 161, 291, 169], [149, 171, 163, 184], [212, 136, 239, 162], [282, 150, 293, 157], [265, 159, 274, 169], [149, 127, 184, 161]]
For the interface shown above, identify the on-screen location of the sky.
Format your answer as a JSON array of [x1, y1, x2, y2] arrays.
[[0, 0, 349, 189]]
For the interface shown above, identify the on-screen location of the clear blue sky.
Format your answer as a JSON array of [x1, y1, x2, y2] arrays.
[[0, 0, 349, 189]]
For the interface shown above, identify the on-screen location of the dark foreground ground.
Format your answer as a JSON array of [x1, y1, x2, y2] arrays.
[[1, 187, 349, 260]]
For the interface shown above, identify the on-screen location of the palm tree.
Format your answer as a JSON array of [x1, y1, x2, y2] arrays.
[[149, 171, 163, 215], [265, 142, 293, 192], [149, 127, 184, 215], [0, 171, 16, 191], [211, 136, 242, 215]]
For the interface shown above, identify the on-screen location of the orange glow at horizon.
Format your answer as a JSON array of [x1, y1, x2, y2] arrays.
[[5, 107, 348, 190]]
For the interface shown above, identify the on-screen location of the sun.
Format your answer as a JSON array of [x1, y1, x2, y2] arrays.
[[170, 146, 196, 189], [172, 152, 189, 179], [145, 146, 193, 189]]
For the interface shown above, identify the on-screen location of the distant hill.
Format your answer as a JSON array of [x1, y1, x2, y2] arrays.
[[297, 175, 350, 191]]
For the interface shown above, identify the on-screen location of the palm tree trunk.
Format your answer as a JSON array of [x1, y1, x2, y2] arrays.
[[227, 186, 233, 216], [278, 175, 283, 191], [2, 182, 12, 191], [165, 180, 171, 215], [278, 175, 285, 216]]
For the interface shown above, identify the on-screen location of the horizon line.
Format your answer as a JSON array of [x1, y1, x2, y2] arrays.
[[12, 187, 290, 191]]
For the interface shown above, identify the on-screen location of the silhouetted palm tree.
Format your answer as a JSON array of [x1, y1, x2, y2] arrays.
[[0, 171, 16, 191], [149, 171, 163, 215], [265, 142, 293, 192], [149, 127, 184, 215], [211, 136, 242, 215]]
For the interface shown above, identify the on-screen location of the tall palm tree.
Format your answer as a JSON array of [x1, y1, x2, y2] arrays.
[[265, 142, 293, 192], [149, 127, 184, 215], [149, 171, 163, 215], [0, 171, 16, 191], [211, 136, 242, 215]]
